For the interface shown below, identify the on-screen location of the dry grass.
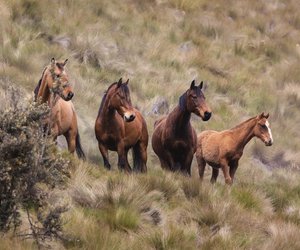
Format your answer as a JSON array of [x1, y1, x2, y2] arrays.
[[1, 0, 300, 248]]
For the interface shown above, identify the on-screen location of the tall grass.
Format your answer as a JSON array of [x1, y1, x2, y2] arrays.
[[1, 0, 300, 248]]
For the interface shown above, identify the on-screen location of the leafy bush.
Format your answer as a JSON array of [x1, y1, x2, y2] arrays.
[[0, 87, 69, 246]]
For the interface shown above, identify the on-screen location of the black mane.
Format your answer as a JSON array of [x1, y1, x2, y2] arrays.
[[97, 82, 131, 115]]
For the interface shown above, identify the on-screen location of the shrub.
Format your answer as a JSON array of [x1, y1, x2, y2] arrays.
[[0, 87, 69, 246]]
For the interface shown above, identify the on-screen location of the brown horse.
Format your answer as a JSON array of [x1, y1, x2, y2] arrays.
[[196, 113, 273, 185], [152, 80, 212, 175], [34, 58, 85, 159], [95, 78, 148, 172]]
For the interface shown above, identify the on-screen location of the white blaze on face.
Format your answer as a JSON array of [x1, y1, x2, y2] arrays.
[[265, 121, 273, 144]]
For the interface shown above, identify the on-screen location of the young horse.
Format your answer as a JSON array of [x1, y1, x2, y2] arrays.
[[196, 113, 273, 185], [95, 78, 148, 172], [34, 58, 85, 159], [152, 80, 212, 175]]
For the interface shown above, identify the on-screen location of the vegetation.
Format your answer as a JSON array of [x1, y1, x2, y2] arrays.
[[0, 87, 69, 248], [0, 0, 300, 249]]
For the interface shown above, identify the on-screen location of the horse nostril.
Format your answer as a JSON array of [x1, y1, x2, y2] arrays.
[[130, 114, 135, 120], [204, 111, 211, 120], [68, 92, 74, 99]]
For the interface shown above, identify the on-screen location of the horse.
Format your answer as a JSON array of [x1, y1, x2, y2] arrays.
[[196, 112, 273, 185], [94, 78, 148, 172], [34, 58, 85, 159], [151, 80, 212, 175]]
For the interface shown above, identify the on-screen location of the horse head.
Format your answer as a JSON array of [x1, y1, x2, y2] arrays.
[[180, 80, 212, 121], [45, 58, 74, 101], [254, 112, 273, 146], [108, 78, 136, 122]]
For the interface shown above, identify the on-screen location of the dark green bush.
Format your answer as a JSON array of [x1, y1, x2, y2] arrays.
[[0, 87, 69, 245]]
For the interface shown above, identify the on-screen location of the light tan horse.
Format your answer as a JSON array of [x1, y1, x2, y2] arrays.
[[95, 78, 148, 172], [34, 58, 85, 159], [196, 113, 273, 185]]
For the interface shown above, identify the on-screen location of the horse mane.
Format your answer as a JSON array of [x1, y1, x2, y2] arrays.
[[179, 92, 187, 111], [97, 81, 132, 115], [231, 116, 257, 131], [98, 92, 108, 115], [34, 66, 48, 101]]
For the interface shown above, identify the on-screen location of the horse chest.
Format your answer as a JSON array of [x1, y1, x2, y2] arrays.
[[230, 152, 243, 161], [102, 135, 118, 150]]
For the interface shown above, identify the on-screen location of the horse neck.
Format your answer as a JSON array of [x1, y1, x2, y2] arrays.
[[38, 70, 51, 103], [168, 106, 191, 132], [97, 93, 116, 122], [230, 117, 257, 149]]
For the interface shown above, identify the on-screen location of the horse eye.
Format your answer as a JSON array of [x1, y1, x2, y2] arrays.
[[192, 95, 197, 99], [117, 93, 125, 99], [56, 74, 60, 78], [260, 124, 267, 129]]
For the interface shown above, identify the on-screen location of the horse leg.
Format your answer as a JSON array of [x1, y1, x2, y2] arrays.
[[210, 167, 219, 184], [132, 141, 147, 173], [124, 148, 132, 171], [220, 160, 232, 185], [196, 155, 206, 181], [164, 151, 176, 171], [229, 160, 239, 183], [117, 142, 131, 173], [159, 158, 169, 170], [140, 145, 147, 173], [182, 151, 194, 176], [64, 130, 76, 154], [98, 142, 111, 170]]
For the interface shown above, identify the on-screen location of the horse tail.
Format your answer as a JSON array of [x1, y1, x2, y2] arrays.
[[76, 132, 86, 160], [132, 144, 144, 173]]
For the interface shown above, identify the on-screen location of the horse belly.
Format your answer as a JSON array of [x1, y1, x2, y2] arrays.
[[59, 101, 74, 133], [202, 136, 220, 165]]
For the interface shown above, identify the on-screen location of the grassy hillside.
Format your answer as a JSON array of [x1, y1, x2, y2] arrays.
[[1, 0, 300, 249]]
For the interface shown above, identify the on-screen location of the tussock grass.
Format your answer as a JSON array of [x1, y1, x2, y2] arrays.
[[1, 0, 300, 248]]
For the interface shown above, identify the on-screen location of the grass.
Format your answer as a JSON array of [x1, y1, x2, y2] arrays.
[[1, 0, 300, 249]]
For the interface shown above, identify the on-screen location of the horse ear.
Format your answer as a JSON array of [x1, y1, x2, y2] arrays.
[[63, 59, 68, 66], [51, 58, 55, 66], [190, 80, 196, 89], [117, 78, 122, 88], [199, 81, 203, 89], [265, 113, 269, 119], [259, 112, 265, 119], [125, 79, 129, 85]]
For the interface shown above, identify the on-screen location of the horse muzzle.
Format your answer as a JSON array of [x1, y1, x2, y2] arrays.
[[198, 110, 212, 121], [62, 92, 74, 101], [124, 112, 136, 122], [265, 139, 273, 146], [202, 111, 212, 121]]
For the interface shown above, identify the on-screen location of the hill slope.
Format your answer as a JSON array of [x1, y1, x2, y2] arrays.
[[1, 0, 300, 249]]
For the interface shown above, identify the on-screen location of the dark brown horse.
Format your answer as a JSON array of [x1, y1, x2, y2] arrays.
[[95, 78, 148, 172], [152, 80, 212, 175], [34, 58, 85, 159], [196, 113, 273, 185]]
